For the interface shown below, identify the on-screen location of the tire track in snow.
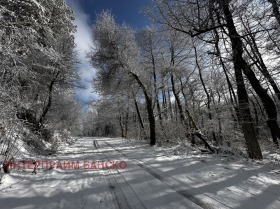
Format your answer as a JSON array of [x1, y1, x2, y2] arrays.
[[96, 140, 148, 209], [104, 140, 233, 209], [102, 169, 133, 209]]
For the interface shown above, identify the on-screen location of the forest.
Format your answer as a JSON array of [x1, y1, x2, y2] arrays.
[[0, 0, 83, 165], [85, 0, 280, 160], [1, 1, 280, 208], [1, 0, 280, 164]]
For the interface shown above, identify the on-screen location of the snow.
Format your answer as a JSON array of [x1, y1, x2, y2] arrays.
[[1, 137, 280, 209]]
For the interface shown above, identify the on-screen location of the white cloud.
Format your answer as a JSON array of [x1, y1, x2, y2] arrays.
[[67, 0, 98, 104]]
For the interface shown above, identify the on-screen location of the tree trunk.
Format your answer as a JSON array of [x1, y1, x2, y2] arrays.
[[119, 115, 125, 138], [162, 88, 169, 119], [250, 98, 260, 137], [170, 73, 185, 124], [223, 5, 280, 147], [221, 1, 263, 159], [240, 17, 280, 102], [38, 71, 59, 126], [124, 97, 130, 138], [132, 92, 146, 138], [268, 0, 280, 26], [167, 80, 174, 121], [152, 53, 163, 121], [130, 72, 156, 145]]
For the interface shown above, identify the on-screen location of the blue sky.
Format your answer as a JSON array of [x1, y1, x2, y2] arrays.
[[66, 0, 153, 105]]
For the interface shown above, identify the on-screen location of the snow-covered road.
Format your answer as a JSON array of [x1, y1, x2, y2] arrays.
[[1, 138, 280, 209]]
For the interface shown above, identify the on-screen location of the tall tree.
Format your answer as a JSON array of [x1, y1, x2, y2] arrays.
[[149, 0, 264, 158], [90, 12, 156, 145]]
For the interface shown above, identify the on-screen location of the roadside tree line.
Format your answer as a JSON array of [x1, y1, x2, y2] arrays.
[[86, 0, 280, 160]]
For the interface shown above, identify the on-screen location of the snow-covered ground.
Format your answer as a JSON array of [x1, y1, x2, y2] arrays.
[[1, 137, 280, 209]]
